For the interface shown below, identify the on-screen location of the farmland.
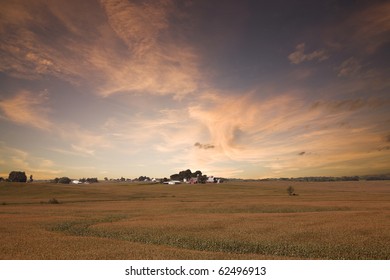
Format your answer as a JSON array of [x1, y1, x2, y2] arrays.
[[0, 180, 389, 259]]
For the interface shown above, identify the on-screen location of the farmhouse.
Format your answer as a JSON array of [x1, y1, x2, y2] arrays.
[[188, 177, 198, 184], [207, 176, 215, 183], [164, 180, 181, 185], [207, 176, 222, 183]]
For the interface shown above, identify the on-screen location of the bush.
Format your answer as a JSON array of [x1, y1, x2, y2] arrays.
[[86, 177, 98, 183], [8, 171, 27, 182], [58, 177, 71, 184], [48, 198, 60, 204], [287, 186, 295, 196]]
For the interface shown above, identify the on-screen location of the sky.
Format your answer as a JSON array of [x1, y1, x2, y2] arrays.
[[0, 0, 389, 180]]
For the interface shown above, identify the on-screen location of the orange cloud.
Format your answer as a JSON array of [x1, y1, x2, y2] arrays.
[[0, 0, 201, 98], [97, 0, 200, 97], [100, 0, 173, 57], [288, 43, 329, 64], [0, 143, 63, 179], [337, 57, 362, 77], [52, 122, 114, 158], [325, 1, 390, 54], [185, 91, 389, 176], [0, 90, 52, 130], [347, 1, 390, 54]]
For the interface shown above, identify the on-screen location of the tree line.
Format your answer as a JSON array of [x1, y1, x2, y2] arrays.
[[169, 169, 221, 183], [51, 177, 99, 184], [2, 170, 389, 184], [0, 171, 32, 182]]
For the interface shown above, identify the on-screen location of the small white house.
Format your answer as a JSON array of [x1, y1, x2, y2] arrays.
[[72, 180, 81, 184], [207, 176, 215, 183], [167, 180, 181, 185]]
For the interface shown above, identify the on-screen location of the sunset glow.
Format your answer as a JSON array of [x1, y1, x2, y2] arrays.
[[0, 0, 389, 179]]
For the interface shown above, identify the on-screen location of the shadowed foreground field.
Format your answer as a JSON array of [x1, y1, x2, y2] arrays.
[[0, 181, 389, 259]]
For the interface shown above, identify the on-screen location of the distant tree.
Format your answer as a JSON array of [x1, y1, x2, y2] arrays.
[[170, 174, 181, 181], [58, 177, 71, 184], [29, 175, 33, 182], [104, 177, 108, 181], [138, 176, 150, 181], [8, 171, 27, 182], [365, 175, 390, 181], [0, 177, 4, 182], [170, 169, 211, 182], [86, 177, 98, 183], [182, 169, 192, 180], [52, 177, 60, 183], [198, 175, 208, 184], [193, 170, 202, 177]]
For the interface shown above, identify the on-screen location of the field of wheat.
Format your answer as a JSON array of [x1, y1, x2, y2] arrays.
[[0, 180, 389, 259]]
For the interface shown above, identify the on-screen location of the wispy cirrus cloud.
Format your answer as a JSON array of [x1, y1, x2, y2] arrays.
[[337, 57, 362, 77], [288, 43, 329, 64], [0, 90, 52, 130], [0, 0, 201, 99], [0, 0, 90, 82], [0, 142, 63, 178], [99, 0, 173, 57], [184, 91, 389, 177], [53, 123, 113, 158], [309, 98, 382, 112], [335, 1, 390, 54], [97, 0, 200, 97], [0, 1, 388, 180], [0, 91, 113, 160]]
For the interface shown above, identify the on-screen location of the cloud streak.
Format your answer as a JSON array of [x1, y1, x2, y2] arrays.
[[0, 142, 62, 178], [0, 90, 52, 130], [0, 1, 388, 179], [337, 57, 362, 77], [288, 43, 329, 64], [0, 0, 201, 98], [341, 1, 390, 54], [185, 90, 389, 177], [97, 0, 201, 97], [100, 0, 172, 56]]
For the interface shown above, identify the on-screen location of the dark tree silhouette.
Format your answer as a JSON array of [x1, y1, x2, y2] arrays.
[[58, 177, 71, 184], [8, 171, 27, 182]]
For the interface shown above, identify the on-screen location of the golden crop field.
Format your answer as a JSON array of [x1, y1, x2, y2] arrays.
[[0, 180, 389, 260]]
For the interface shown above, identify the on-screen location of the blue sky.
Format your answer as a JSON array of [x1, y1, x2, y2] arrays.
[[0, 0, 389, 179]]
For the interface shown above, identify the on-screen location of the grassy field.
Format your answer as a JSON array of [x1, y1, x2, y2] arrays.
[[0, 180, 389, 259]]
